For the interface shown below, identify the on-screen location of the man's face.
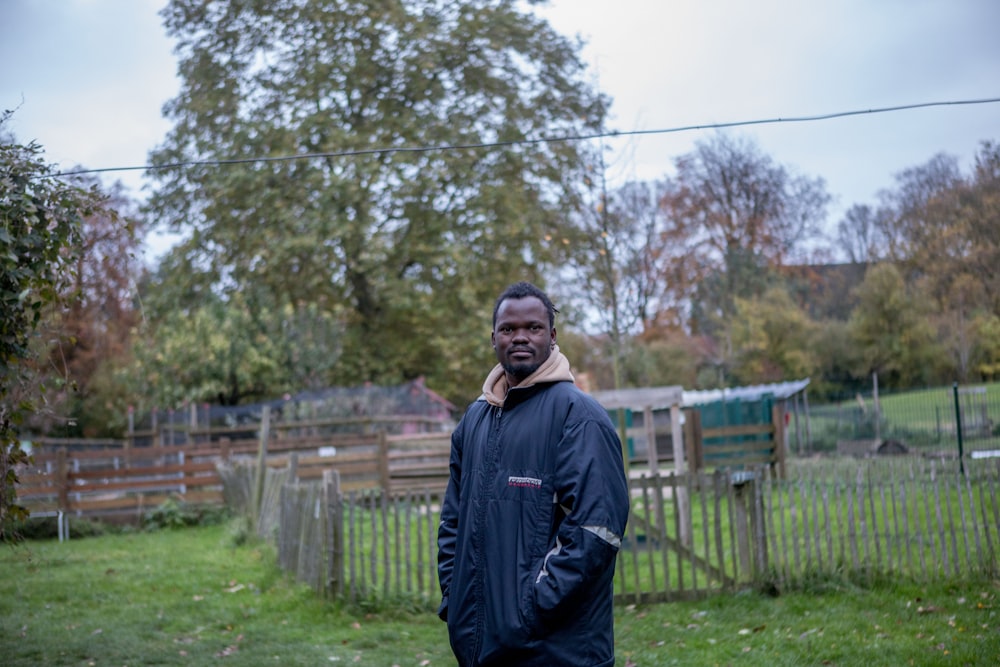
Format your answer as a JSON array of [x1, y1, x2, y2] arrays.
[[492, 296, 556, 385]]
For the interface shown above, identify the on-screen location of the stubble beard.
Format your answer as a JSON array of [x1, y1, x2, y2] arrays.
[[502, 360, 542, 384]]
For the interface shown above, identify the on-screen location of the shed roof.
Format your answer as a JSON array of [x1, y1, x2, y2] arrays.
[[683, 378, 810, 407], [590, 386, 684, 411], [589, 378, 811, 412]]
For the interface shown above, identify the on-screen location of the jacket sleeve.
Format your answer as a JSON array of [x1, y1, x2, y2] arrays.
[[436, 422, 463, 622], [532, 416, 629, 619]]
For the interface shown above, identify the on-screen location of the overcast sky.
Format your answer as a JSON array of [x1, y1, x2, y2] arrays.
[[2, 0, 998, 262]]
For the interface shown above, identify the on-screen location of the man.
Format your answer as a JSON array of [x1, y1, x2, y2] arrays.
[[437, 281, 630, 667]]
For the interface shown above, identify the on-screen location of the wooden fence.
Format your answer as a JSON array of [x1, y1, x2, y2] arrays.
[[619, 404, 788, 479], [251, 456, 1000, 605], [18, 415, 450, 524], [19, 415, 1000, 606], [20, 403, 784, 524]]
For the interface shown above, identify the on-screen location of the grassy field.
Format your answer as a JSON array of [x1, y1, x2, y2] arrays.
[[2, 522, 999, 666]]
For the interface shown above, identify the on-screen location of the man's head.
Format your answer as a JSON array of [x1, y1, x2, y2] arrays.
[[491, 282, 558, 386]]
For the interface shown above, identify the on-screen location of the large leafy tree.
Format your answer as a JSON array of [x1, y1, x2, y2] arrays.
[[658, 133, 829, 380], [964, 142, 1000, 314], [876, 142, 1000, 381], [835, 203, 886, 265], [848, 263, 940, 388], [124, 290, 344, 411], [730, 286, 817, 385], [146, 0, 606, 404], [878, 152, 966, 301], [37, 180, 143, 437], [558, 169, 669, 389], [1, 116, 106, 540]]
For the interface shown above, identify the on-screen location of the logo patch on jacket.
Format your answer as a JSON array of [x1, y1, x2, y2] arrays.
[[507, 475, 542, 489]]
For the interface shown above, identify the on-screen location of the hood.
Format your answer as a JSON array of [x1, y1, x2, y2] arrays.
[[482, 344, 575, 407]]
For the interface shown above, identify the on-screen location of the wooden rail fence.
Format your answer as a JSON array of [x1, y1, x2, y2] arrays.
[[19, 417, 450, 524]]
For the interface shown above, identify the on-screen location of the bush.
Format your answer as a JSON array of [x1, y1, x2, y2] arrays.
[[142, 499, 230, 531], [5, 514, 107, 541]]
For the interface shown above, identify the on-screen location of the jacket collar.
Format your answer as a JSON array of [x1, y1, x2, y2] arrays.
[[481, 345, 575, 407]]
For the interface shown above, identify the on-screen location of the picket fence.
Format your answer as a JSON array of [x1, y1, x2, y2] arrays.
[[230, 455, 1000, 606]]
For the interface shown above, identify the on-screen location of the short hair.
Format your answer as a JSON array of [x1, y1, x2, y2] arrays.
[[492, 282, 558, 329]]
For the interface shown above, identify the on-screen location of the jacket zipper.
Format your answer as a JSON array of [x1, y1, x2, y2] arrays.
[[473, 403, 504, 664]]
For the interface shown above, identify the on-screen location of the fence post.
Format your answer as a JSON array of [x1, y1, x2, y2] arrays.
[[733, 474, 753, 579], [253, 405, 271, 527], [671, 402, 691, 546], [189, 402, 198, 445], [953, 383, 965, 476], [732, 472, 768, 582], [771, 404, 787, 479], [684, 408, 703, 471], [324, 469, 344, 599], [644, 406, 659, 476], [750, 472, 768, 575], [56, 447, 69, 515], [125, 407, 133, 469], [377, 430, 391, 492]]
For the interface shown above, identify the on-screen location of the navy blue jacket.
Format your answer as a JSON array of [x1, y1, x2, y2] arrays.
[[437, 379, 630, 667]]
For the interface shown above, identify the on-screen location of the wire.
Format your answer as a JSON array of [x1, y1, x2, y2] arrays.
[[55, 96, 1000, 178]]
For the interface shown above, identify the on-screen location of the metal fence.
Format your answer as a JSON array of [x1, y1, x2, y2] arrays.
[[809, 382, 1000, 457]]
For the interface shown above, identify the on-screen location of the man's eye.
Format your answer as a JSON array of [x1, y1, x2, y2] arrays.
[[500, 327, 512, 334], [530, 325, 543, 332]]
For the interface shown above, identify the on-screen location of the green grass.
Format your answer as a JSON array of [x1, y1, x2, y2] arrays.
[[616, 578, 1000, 666], [0, 523, 449, 666], [2, 524, 999, 666]]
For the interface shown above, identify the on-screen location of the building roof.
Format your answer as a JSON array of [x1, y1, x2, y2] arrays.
[[589, 378, 811, 412], [683, 378, 811, 407], [589, 386, 685, 411]]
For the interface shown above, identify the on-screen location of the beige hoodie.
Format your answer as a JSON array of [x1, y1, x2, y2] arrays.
[[481, 344, 575, 407]]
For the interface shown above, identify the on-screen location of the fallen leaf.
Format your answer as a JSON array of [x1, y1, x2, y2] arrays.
[[214, 633, 244, 658]]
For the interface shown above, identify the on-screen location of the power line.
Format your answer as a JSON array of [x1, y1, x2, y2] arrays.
[[56, 96, 1000, 178]]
